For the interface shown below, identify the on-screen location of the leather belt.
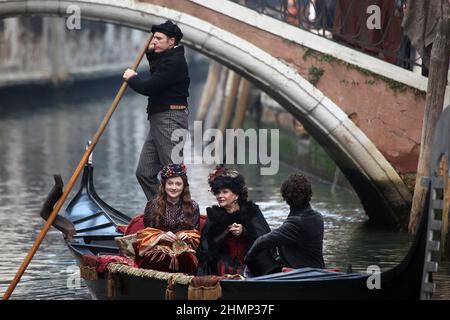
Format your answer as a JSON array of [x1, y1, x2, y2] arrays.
[[170, 105, 187, 110]]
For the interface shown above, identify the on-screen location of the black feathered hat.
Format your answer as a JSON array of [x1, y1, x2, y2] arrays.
[[151, 20, 183, 44], [208, 165, 248, 201]]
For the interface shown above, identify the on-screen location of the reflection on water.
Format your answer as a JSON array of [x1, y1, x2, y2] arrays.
[[0, 77, 410, 300]]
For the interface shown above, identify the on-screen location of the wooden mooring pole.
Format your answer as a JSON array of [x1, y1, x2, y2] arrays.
[[439, 156, 450, 260], [195, 61, 221, 123], [231, 78, 251, 129], [218, 70, 241, 133], [409, 16, 450, 235]]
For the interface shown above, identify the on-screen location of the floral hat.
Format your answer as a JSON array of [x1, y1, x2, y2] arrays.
[[160, 163, 187, 180]]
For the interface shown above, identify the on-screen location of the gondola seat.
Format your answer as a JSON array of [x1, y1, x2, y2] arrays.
[[80, 253, 137, 274], [124, 214, 145, 235]]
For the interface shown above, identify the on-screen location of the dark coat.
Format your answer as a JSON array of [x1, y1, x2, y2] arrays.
[[245, 205, 325, 269], [197, 201, 278, 276], [128, 45, 190, 115]]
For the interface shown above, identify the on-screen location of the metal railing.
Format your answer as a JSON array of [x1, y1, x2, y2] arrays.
[[231, 0, 423, 73]]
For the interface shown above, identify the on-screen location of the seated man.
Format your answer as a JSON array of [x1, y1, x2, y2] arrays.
[[245, 173, 325, 272]]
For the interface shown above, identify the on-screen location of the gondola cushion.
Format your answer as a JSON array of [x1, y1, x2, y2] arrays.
[[116, 234, 138, 259], [97, 255, 138, 273], [81, 254, 138, 273], [124, 214, 145, 235]]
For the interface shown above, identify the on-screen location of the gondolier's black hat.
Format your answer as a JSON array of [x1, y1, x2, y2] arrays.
[[151, 20, 183, 44]]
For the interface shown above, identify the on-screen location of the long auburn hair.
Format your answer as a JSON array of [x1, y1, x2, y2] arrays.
[[152, 175, 195, 228]]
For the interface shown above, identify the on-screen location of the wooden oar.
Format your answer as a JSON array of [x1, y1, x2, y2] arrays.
[[2, 33, 154, 300]]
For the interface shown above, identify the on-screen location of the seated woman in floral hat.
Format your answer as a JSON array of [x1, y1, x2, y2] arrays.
[[135, 163, 201, 275], [197, 166, 281, 277]]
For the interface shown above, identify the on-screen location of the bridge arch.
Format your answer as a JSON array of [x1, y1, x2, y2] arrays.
[[0, 0, 412, 225]]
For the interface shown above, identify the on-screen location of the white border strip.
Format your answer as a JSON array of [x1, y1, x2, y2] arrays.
[[189, 0, 428, 92]]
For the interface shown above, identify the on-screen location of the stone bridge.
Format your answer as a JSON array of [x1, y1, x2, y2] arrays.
[[0, 15, 147, 87], [0, 0, 432, 226]]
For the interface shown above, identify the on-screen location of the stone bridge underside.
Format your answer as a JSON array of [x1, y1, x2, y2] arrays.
[[0, 0, 428, 226]]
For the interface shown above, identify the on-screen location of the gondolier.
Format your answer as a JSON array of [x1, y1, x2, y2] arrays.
[[123, 20, 190, 200]]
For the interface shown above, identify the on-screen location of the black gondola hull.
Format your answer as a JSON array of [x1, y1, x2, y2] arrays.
[[58, 164, 426, 300]]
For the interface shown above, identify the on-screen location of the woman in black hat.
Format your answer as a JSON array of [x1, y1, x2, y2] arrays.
[[197, 166, 281, 276]]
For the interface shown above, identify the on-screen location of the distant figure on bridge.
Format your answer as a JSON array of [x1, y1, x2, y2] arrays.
[[123, 20, 190, 200], [245, 173, 325, 271]]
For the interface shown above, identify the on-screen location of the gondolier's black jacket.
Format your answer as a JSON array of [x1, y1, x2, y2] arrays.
[[245, 204, 325, 270], [128, 45, 190, 116]]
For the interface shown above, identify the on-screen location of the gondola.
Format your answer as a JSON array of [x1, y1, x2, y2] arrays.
[[38, 156, 431, 300], [43, 105, 450, 302]]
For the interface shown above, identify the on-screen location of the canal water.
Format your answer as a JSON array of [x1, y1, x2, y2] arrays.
[[0, 64, 411, 299]]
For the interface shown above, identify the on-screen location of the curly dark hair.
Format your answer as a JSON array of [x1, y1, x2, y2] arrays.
[[280, 173, 312, 208]]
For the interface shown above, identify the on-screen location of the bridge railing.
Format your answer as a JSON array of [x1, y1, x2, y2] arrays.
[[231, 0, 423, 74]]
